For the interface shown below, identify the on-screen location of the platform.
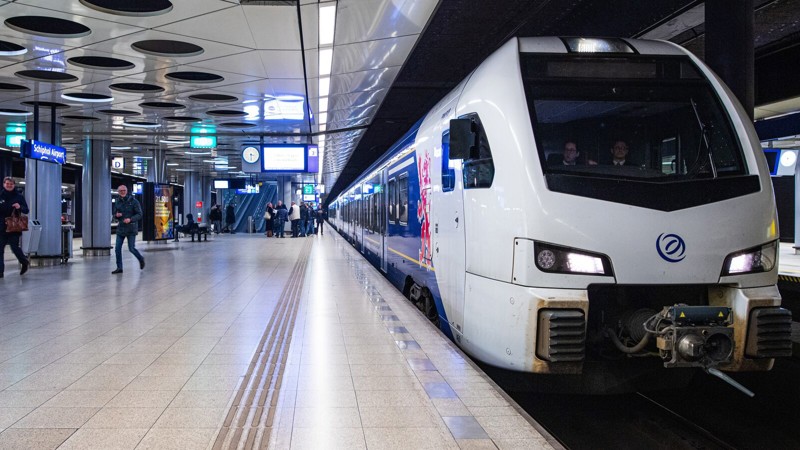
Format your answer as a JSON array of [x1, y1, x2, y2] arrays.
[[0, 231, 554, 449]]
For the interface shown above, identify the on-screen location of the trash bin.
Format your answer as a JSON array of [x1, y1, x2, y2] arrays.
[[61, 224, 74, 262], [22, 220, 42, 255], [247, 216, 255, 234]]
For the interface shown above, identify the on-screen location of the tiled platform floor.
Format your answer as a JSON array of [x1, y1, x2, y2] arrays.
[[0, 231, 553, 449]]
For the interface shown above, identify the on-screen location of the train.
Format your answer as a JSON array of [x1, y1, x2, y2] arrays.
[[328, 37, 792, 393]]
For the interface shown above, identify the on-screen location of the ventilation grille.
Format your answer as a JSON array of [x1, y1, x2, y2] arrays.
[[537, 309, 586, 362], [746, 307, 793, 358]]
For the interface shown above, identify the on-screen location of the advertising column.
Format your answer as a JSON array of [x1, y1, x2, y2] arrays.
[[142, 182, 174, 241]]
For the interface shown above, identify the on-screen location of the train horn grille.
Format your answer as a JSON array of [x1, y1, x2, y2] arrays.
[[536, 309, 586, 362], [745, 307, 793, 358]]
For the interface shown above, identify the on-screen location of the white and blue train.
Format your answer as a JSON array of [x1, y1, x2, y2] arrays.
[[328, 37, 792, 393]]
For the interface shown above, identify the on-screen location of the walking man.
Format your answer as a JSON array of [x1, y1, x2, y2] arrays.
[[112, 184, 144, 274]]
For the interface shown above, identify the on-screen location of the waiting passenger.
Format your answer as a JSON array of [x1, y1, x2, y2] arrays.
[[610, 140, 634, 166], [274, 201, 287, 237], [225, 203, 236, 234], [182, 213, 200, 242], [288, 201, 301, 237], [299, 202, 309, 237]]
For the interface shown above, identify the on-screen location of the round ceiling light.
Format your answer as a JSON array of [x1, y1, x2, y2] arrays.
[[140, 102, 184, 110], [4, 16, 91, 38], [68, 56, 135, 70], [61, 115, 101, 121], [162, 116, 201, 123], [131, 40, 203, 58], [0, 40, 27, 57], [109, 83, 164, 93], [15, 70, 78, 83], [79, 0, 174, 17], [219, 122, 257, 128], [0, 82, 30, 92], [188, 93, 238, 103], [207, 109, 247, 117], [21, 101, 70, 109], [97, 109, 139, 116], [0, 109, 32, 117], [122, 121, 161, 128], [61, 92, 114, 103], [165, 71, 224, 83]]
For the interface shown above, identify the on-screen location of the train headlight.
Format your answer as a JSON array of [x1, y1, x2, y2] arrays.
[[722, 241, 777, 276], [534, 242, 613, 276]]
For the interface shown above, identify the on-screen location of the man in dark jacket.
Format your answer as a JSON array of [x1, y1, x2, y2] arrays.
[[209, 205, 222, 234], [112, 184, 144, 274], [0, 177, 30, 277], [275, 201, 287, 237], [315, 206, 326, 236], [225, 203, 236, 234], [299, 202, 309, 237]]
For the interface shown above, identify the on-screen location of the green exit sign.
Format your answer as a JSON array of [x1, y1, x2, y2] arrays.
[[5, 134, 24, 147], [190, 135, 217, 148], [303, 184, 315, 195]]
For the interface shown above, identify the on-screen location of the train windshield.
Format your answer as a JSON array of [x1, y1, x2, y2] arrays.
[[521, 55, 747, 181]]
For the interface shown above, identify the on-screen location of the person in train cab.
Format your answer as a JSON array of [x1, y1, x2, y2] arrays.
[[112, 184, 145, 274], [225, 202, 236, 234], [288, 201, 300, 237], [263, 202, 275, 236], [316, 205, 326, 236], [275, 201, 288, 238], [610, 139, 634, 166], [561, 140, 580, 165], [299, 202, 309, 237], [209, 204, 222, 234], [0, 177, 30, 278]]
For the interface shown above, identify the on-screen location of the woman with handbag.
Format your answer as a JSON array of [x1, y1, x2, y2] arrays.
[[0, 177, 30, 277], [263, 202, 274, 236]]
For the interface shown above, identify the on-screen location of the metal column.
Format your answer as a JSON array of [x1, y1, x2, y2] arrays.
[[25, 120, 62, 264], [182, 172, 206, 223], [81, 139, 112, 256]]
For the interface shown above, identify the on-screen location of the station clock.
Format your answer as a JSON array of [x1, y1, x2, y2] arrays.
[[242, 146, 260, 164]]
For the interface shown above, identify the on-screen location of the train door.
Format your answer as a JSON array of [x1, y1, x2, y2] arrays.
[[433, 130, 466, 334], [380, 170, 388, 272], [356, 184, 364, 253]]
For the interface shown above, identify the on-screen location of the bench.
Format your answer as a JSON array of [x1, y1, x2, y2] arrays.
[[174, 224, 210, 242]]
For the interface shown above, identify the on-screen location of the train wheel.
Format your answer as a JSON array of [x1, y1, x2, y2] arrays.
[[423, 290, 439, 327]]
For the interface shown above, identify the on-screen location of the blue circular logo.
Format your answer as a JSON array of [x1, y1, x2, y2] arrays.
[[656, 233, 686, 263]]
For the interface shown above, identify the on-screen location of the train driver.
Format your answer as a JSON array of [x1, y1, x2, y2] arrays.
[[610, 139, 634, 166]]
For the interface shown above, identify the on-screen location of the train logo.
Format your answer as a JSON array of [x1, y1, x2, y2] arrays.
[[656, 233, 686, 263]]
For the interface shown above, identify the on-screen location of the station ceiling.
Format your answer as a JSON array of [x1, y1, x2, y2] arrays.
[[0, 1, 798, 199]]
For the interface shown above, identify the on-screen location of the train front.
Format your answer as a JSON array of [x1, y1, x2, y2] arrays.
[[450, 37, 792, 392]]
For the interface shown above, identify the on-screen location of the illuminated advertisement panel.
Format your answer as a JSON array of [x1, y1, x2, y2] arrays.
[[153, 184, 174, 240]]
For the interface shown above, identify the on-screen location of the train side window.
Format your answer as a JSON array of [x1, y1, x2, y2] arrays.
[[462, 114, 495, 189], [398, 174, 409, 225], [388, 178, 397, 223], [441, 131, 455, 192]]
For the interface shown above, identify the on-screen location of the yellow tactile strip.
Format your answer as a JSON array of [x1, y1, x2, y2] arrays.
[[212, 239, 312, 450]]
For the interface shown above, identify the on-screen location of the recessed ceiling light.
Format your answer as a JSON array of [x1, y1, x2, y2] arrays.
[[159, 139, 190, 145], [166, 163, 179, 166], [140, 102, 184, 110], [15, 70, 78, 83], [122, 121, 161, 128], [0, 109, 32, 116], [111, 146, 131, 150], [184, 151, 211, 155], [68, 56, 135, 70], [79, 0, 174, 17], [97, 109, 140, 117], [165, 71, 224, 83], [4, 16, 91, 39], [0, 40, 27, 57], [109, 83, 164, 93], [61, 92, 114, 103], [132, 40, 204, 58]]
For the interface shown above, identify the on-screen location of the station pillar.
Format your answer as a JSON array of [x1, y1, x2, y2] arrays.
[[0, 151, 12, 179], [24, 121, 62, 266], [81, 139, 112, 256], [705, 0, 754, 119]]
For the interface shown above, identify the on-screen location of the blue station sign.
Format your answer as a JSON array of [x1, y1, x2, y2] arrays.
[[21, 140, 66, 165]]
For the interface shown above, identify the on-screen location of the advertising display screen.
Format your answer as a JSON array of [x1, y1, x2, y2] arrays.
[[263, 145, 306, 171], [213, 180, 229, 189], [153, 184, 174, 240], [133, 183, 143, 195]]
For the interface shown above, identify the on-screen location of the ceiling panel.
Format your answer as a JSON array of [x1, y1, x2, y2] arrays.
[[332, 35, 417, 74], [335, 0, 438, 45]]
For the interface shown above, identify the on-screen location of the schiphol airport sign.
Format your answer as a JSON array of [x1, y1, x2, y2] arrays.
[[20, 139, 66, 165]]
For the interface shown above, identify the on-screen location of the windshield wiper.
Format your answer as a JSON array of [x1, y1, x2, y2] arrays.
[[690, 97, 718, 178]]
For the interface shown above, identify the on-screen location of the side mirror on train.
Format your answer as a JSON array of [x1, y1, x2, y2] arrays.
[[449, 118, 476, 160]]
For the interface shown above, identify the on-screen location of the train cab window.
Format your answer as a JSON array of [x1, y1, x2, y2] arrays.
[[441, 131, 455, 192], [461, 114, 495, 189], [398, 174, 409, 225]]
